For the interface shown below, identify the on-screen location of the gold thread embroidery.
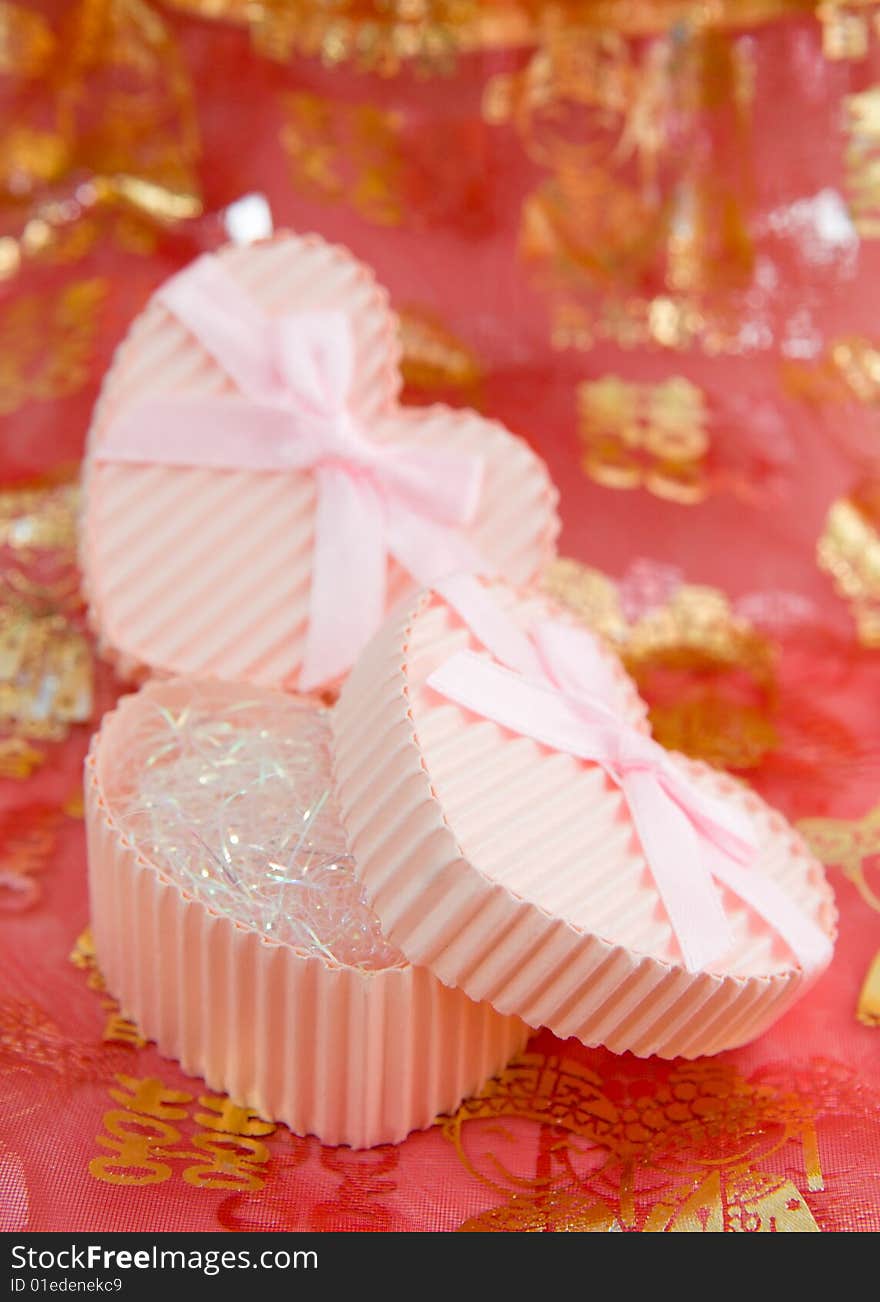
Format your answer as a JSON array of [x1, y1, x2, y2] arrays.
[[89, 1074, 277, 1189], [442, 1051, 837, 1232]]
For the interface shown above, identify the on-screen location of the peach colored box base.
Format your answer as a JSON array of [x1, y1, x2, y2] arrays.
[[86, 678, 528, 1149]]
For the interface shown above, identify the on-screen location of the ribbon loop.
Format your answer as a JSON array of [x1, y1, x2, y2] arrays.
[[97, 255, 487, 689], [428, 576, 831, 977]]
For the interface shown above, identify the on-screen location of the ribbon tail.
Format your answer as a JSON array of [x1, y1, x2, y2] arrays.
[[706, 853, 832, 978], [622, 769, 735, 973], [387, 500, 491, 588], [299, 466, 387, 692]]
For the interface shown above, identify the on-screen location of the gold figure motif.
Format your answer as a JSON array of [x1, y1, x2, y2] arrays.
[[442, 1050, 842, 1231], [0, 0, 202, 277], [577, 376, 711, 503], [543, 557, 779, 770], [817, 482, 880, 647]]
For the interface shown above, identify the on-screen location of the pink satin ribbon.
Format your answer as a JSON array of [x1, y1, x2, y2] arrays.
[[428, 575, 832, 976], [95, 254, 487, 689]]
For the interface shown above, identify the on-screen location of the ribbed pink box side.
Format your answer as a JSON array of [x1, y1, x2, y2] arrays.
[[85, 694, 528, 1149]]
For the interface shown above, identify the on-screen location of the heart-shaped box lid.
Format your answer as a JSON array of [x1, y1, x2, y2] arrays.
[[331, 577, 837, 1059], [82, 232, 559, 693]]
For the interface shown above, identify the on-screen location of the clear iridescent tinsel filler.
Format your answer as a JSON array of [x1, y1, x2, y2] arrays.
[[114, 690, 403, 971]]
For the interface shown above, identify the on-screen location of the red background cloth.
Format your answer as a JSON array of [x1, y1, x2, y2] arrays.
[[1, 0, 879, 1231]]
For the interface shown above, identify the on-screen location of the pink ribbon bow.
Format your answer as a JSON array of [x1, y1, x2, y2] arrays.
[[95, 254, 487, 689], [428, 575, 832, 975]]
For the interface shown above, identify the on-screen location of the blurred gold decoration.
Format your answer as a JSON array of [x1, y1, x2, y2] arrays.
[[0, 803, 62, 911], [819, 1, 874, 58], [0, 608, 92, 737], [0, 279, 106, 408], [485, 19, 758, 355], [0, 481, 93, 751], [783, 333, 880, 405], [0, 2, 56, 76], [577, 375, 711, 503], [160, 1, 847, 75], [0, 736, 44, 779], [817, 481, 880, 646], [278, 91, 404, 225], [543, 556, 779, 769], [844, 86, 880, 237], [443, 1051, 834, 1232], [541, 556, 627, 642], [0, 0, 201, 278], [0, 484, 78, 552], [398, 307, 483, 394]]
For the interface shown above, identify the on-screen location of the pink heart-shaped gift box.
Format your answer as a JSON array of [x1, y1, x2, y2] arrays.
[[81, 231, 559, 692]]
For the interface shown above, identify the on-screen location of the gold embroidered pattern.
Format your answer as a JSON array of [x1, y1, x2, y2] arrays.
[[441, 1050, 860, 1231], [90, 1074, 276, 1189]]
